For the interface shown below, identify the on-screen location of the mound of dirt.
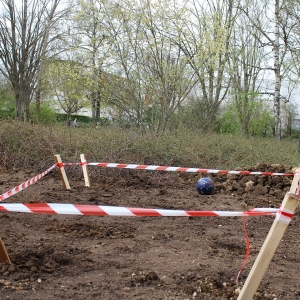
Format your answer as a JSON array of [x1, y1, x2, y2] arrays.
[[0, 162, 299, 299]]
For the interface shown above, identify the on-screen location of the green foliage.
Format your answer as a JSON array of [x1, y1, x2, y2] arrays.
[[55, 113, 91, 123], [0, 99, 14, 118], [215, 108, 239, 134], [29, 103, 57, 125], [216, 98, 274, 137], [55, 113, 69, 122], [0, 84, 14, 118], [44, 60, 91, 116], [72, 114, 93, 124], [97, 117, 111, 126], [0, 122, 298, 172], [248, 110, 274, 137]]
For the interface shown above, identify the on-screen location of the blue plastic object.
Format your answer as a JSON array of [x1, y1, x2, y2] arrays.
[[196, 177, 214, 195]]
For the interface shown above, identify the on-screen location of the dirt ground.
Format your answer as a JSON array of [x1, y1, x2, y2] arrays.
[[0, 162, 300, 300]]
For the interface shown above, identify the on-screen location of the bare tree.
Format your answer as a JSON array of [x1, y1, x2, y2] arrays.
[[174, 0, 239, 132], [103, 0, 196, 132], [0, 0, 63, 121], [228, 10, 268, 135], [239, 0, 297, 140], [69, 0, 113, 123]]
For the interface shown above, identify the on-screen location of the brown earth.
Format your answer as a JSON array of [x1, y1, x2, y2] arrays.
[[0, 162, 300, 300]]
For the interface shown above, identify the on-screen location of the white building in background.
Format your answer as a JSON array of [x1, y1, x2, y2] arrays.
[[48, 88, 114, 120], [52, 99, 114, 120], [76, 107, 91, 117], [48, 92, 92, 117], [53, 105, 91, 117]]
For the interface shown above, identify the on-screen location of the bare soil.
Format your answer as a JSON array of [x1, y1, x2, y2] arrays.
[[0, 162, 300, 300]]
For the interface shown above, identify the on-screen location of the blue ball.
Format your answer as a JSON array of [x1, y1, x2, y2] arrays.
[[196, 177, 214, 195]]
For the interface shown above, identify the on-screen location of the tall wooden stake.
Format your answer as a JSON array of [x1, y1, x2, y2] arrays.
[[54, 154, 70, 190], [80, 154, 90, 187], [238, 169, 300, 300], [0, 238, 11, 264]]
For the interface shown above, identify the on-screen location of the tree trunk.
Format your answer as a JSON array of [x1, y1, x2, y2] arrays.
[[35, 84, 41, 122], [95, 90, 101, 122], [274, 0, 281, 141], [24, 101, 30, 122], [91, 92, 96, 122], [14, 88, 31, 121], [95, 68, 102, 122], [15, 94, 22, 120]]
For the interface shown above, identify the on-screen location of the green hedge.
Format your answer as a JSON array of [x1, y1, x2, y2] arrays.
[[55, 113, 92, 123]]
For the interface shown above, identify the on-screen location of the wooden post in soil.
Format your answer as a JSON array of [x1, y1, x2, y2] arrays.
[[237, 169, 300, 300], [0, 238, 11, 264], [54, 154, 70, 190], [80, 154, 90, 187]]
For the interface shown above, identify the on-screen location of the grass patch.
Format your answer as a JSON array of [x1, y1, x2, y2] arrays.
[[0, 120, 299, 171]]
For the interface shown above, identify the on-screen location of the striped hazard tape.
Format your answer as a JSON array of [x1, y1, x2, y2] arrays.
[[0, 164, 57, 201], [0, 203, 278, 217], [78, 162, 294, 176], [275, 205, 294, 224]]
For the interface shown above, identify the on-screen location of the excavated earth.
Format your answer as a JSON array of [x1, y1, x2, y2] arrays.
[[0, 162, 300, 300]]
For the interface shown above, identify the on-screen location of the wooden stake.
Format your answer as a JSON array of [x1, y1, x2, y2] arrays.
[[54, 154, 70, 190], [0, 238, 11, 264], [238, 169, 300, 300], [80, 154, 90, 187]]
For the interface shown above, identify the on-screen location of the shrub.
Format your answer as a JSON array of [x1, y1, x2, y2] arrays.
[[0, 121, 298, 172], [30, 103, 57, 125]]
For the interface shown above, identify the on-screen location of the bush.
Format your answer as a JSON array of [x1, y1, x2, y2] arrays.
[[55, 113, 92, 124], [30, 103, 57, 125], [216, 100, 274, 137], [0, 122, 298, 172], [0, 89, 14, 119], [71, 114, 92, 123]]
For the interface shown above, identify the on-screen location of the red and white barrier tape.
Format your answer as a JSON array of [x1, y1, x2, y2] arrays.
[[73, 162, 294, 176], [276, 205, 294, 224], [0, 164, 57, 201], [61, 162, 80, 167], [0, 203, 278, 216]]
